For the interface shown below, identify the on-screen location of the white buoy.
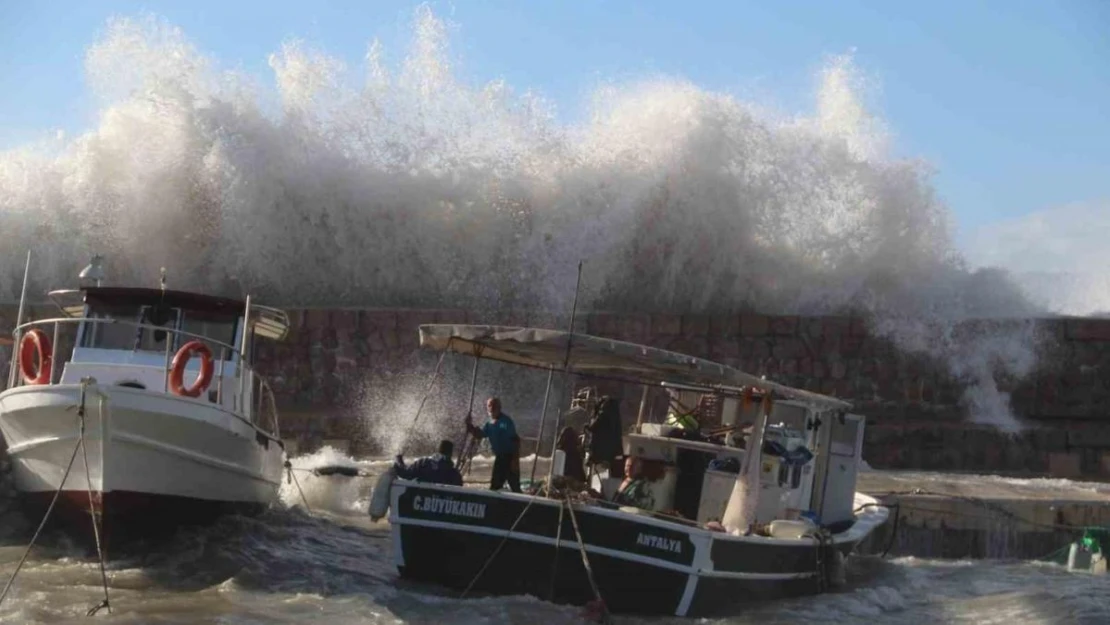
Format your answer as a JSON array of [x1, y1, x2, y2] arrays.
[[368, 468, 395, 522]]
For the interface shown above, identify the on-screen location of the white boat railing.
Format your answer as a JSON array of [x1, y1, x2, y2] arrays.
[[6, 316, 281, 439]]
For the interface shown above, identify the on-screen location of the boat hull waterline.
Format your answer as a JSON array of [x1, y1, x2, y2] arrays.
[[0, 383, 284, 542], [389, 481, 889, 617]]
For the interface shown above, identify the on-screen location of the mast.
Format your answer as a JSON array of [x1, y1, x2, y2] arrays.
[[544, 261, 584, 489]]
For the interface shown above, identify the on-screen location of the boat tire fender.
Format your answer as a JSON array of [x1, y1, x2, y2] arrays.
[[369, 468, 395, 521], [169, 340, 214, 398], [18, 329, 53, 385]]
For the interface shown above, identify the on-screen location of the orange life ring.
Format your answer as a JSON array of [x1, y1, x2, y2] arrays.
[[169, 340, 214, 398], [18, 329, 53, 385]]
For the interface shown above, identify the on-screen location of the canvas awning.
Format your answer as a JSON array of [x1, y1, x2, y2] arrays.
[[418, 324, 851, 411]]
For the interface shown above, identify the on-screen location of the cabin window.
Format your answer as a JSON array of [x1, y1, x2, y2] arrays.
[[178, 313, 239, 361], [136, 305, 181, 353], [80, 303, 143, 350]]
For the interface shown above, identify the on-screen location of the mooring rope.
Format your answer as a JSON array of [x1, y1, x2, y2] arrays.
[[82, 384, 111, 616], [867, 488, 1110, 532], [284, 461, 313, 514], [548, 499, 565, 602], [0, 380, 91, 611], [856, 490, 1110, 561], [0, 436, 82, 610], [459, 496, 538, 599], [457, 436, 482, 477], [854, 502, 902, 557], [866, 488, 1103, 532], [811, 529, 839, 593], [401, 349, 448, 446], [563, 495, 609, 624]]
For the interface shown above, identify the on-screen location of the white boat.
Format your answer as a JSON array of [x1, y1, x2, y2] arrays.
[[379, 324, 890, 618], [0, 256, 290, 545]]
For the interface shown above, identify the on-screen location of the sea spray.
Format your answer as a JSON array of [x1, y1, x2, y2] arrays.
[[0, 6, 1058, 433], [279, 445, 366, 513], [350, 353, 558, 456]]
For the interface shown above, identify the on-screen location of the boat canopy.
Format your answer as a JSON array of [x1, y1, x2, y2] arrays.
[[418, 324, 851, 411]]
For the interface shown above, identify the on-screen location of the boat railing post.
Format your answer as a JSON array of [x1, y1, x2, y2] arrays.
[[235, 357, 243, 415], [49, 321, 60, 385], [264, 380, 274, 433], [163, 329, 173, 393], [270, 386, 280, 439], [253, 373, 261, 426], [9, 250, 31, 389], [237, 295, 251, 417], [216, 347, 226, 405]]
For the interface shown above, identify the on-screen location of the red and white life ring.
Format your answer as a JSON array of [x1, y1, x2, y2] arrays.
[[168, 340, 214, 398], [18, 329, 53, 385]]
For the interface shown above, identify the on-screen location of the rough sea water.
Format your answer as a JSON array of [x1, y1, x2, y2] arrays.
[[2, 5, 1109, 624], [1, 450, 1108, 625]]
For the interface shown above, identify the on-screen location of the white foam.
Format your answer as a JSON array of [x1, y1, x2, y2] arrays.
[[0, 6, 1075, 435], [280, 445, 366, 514]]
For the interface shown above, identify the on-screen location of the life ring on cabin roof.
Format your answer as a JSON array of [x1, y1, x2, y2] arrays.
[[169, 340, 214, 398], [18, 329, 52, 385]]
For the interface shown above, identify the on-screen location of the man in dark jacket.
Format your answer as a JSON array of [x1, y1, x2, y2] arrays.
[[394, 440, 463, 486]]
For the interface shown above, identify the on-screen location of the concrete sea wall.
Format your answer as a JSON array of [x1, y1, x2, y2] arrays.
[[3, 305, 1110, 478]]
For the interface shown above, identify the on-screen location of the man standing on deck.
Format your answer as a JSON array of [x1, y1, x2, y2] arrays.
[[465, 397, 522, 493]]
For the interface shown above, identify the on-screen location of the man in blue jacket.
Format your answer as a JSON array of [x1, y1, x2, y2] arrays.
[[465, 396, 522, 493], [394, 439, 463, 486]]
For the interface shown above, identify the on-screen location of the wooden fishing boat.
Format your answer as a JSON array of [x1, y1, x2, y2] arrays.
[[375, 324, 890, 617]]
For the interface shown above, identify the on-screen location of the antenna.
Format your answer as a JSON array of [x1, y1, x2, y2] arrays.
[[561, 260, 584, 370]]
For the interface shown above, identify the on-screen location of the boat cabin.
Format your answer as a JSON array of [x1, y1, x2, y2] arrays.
[[417, 323, 868, 535], [8, 276, 289, 433], [564, 384, 865, 534]]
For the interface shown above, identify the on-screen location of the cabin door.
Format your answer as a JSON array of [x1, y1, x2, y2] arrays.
[[809, 412, 865, 529]]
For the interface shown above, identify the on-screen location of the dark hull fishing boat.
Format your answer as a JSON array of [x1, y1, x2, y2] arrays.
[[374, 324, 889, 618]]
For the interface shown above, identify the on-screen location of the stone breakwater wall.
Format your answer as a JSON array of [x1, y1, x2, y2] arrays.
[[3, 304, 1110, 477]]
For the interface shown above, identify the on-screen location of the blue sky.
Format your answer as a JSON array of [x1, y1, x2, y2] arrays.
[[1, 0, 1107, 243]]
